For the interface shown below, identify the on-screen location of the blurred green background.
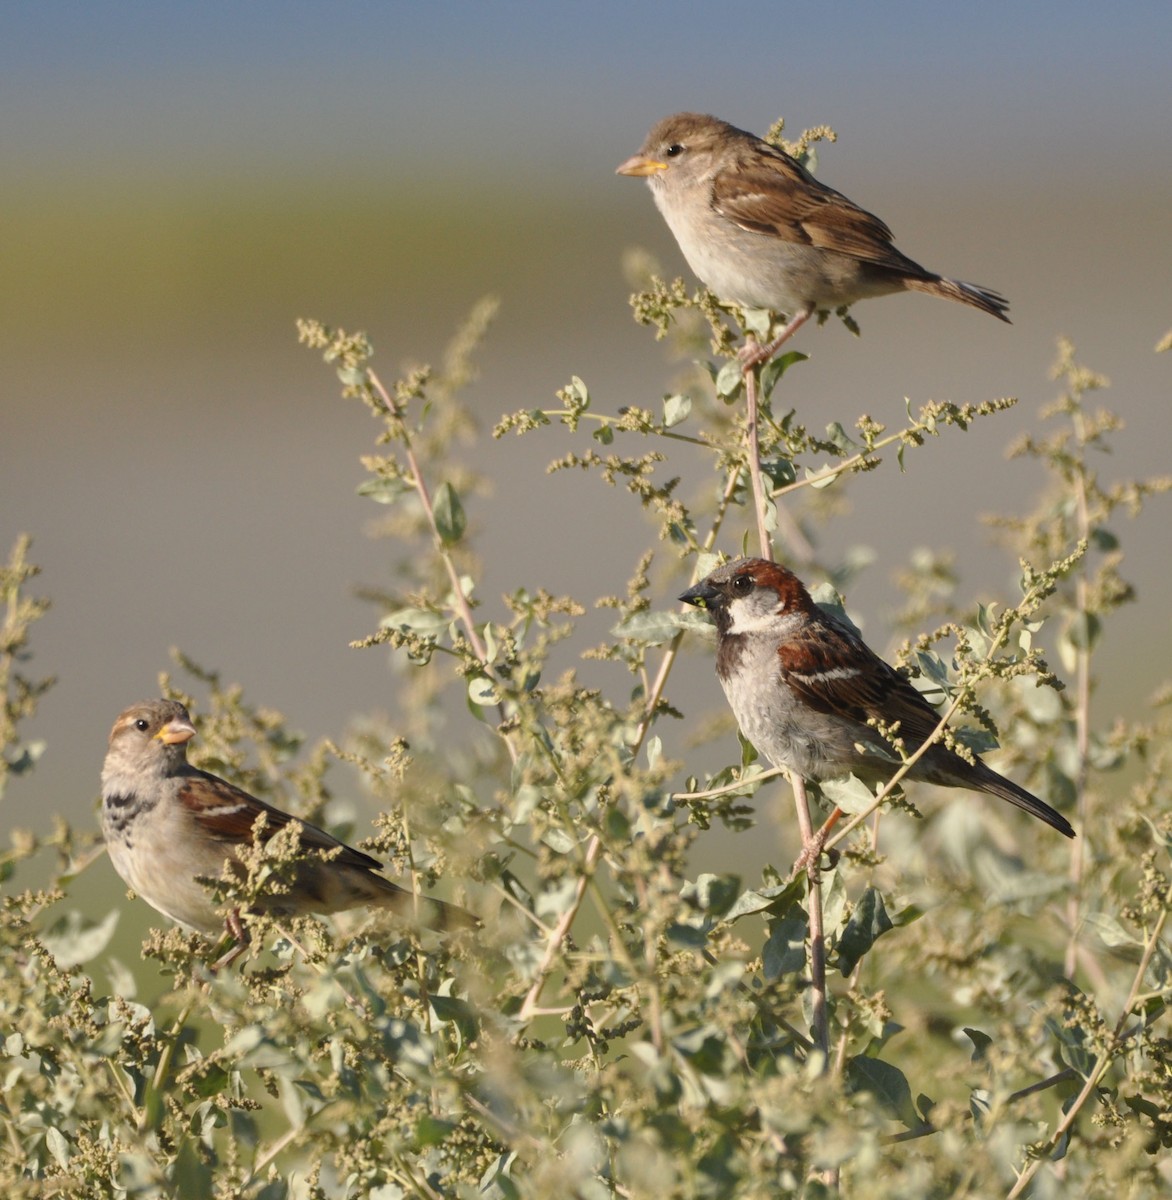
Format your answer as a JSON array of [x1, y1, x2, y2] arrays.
[[4, 1, 1170, 884]]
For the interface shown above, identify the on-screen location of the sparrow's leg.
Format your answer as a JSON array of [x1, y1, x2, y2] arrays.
[[210, 908, 250, 971], [790, 807, 843, 880], [738, 307, 813, 371]]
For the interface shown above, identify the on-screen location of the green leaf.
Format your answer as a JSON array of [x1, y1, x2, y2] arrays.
[[722, 876, 800, 922], [40, 910, 120, 967], [433, 481, 466, 545], [185, 1063, 232, 1099], [565, 375, 590, 409], [336, 365, 368, 387], [825, 421, 859, 454], [672, 1026, 728, 1073], [914, 649, 951, 687], [1083, 911, 1142, 951], [430, 995, 479, 1045], [381, 607, 449, 634], [962, 1028, 993, 1061], [5, 739, 45, 780], [45, 1127, 69, 1171], [969, 1088, 992, 1125], [807, 584, 861, 636], [663, 393, 692, 427], [817, 773, 877, 816], [837, 306, 861, 337], [835, 887, 894, 975], [763, 907, 809, 980], [759, 494, 778, 532], [806, 464, 839, 490], [415, 1115, 457, 1149], [741, 307, 773, 336], [614, 609, 695, 645], [846, 1056, 919, 1125], [593, 423, 614, 444], [975, 602, 999, 640], [173, 1137, 214, 1199], [1014, 675, 1063, 723], [684, 873, 741, 917], [715, 359, 744, 399], [357, 476, 409, 504], [467, 675, 501, 707], [665, 921, 709, 950], [759, 350, 807, 397], [952, 727, 999, 755], [1046, 1016, 1096, 1080], [761, 457, 796, 487], [1066, 611, 1101, 653], [646, 735, 663, 769]]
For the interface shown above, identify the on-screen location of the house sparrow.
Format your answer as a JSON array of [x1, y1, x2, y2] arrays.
[[679, 558, 1074, 839], [101, 700, 476, 953], [618, 112, 1009, 355]]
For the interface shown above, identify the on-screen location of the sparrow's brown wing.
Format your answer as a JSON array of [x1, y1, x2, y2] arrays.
[[711, 141, 923, 272], [776, 618, 946, 750], [175, 770, 384, 873]]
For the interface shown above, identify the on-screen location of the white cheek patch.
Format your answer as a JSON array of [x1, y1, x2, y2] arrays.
[[725, 595, 799, 636]]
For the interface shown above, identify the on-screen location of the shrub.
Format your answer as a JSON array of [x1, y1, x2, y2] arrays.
[[3, 221, 1172, 1197]]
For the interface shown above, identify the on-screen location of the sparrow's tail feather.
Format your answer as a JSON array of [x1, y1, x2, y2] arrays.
[[908, 275, 1011, 323], [975, 765, 1075, 838], [378, 883, 480, 932]]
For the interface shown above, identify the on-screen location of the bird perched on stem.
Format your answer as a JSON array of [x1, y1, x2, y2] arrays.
[[101, 699, 476, 965], [619, 112, 1009, 366], [679, 558, 1074, 841]]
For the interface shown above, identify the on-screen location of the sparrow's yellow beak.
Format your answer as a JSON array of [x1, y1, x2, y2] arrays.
[[616, 154, 667, 178], [156, 718, 196, 745]]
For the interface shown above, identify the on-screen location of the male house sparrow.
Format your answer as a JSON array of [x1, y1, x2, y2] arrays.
[[101, 700, 475, 952], [618, 112, 1008, 357], [680, 559, 1074, 839]]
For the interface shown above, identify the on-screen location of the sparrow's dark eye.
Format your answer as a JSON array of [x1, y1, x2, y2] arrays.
[[664, 143, 684, 157], [731, 575, 753, 596], [134, 718, 150, 732]]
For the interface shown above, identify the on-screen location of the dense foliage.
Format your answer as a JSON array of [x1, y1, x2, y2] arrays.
[[3, 216, 1172, 1197]]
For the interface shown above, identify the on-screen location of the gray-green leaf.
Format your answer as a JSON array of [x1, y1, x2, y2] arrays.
[[434, 482, 466, 545], [846, 1055, 919, 1125], [835, 887, 894, 975], [663, 393, 692, 427]]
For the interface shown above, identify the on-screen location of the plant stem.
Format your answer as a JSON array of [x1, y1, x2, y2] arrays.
[[367, 367, 518, 766], [519, 464, 747, 1020], [789, 773, 830, 1059], [742, 365, 773, 560], [1064, 409, 1092, 980], [1007, 872, 1172, 1198]]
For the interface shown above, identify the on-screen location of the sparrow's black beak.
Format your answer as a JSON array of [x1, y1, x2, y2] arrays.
[[679, 580, 718, 609]]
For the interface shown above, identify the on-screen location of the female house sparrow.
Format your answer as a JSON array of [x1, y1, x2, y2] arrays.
[[618, 112, 1008, 356], [679, 559, 1074, 839], [101, 700, 475, 950]]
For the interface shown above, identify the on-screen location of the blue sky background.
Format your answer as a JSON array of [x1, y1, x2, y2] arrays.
[[6, 2, 1170, 183]]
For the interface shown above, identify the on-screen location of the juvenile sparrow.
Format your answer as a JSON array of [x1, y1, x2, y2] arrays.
[[101, 700, 476, 951], [680, 558, 1074, 839], [618, 112, 1009, 355]]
